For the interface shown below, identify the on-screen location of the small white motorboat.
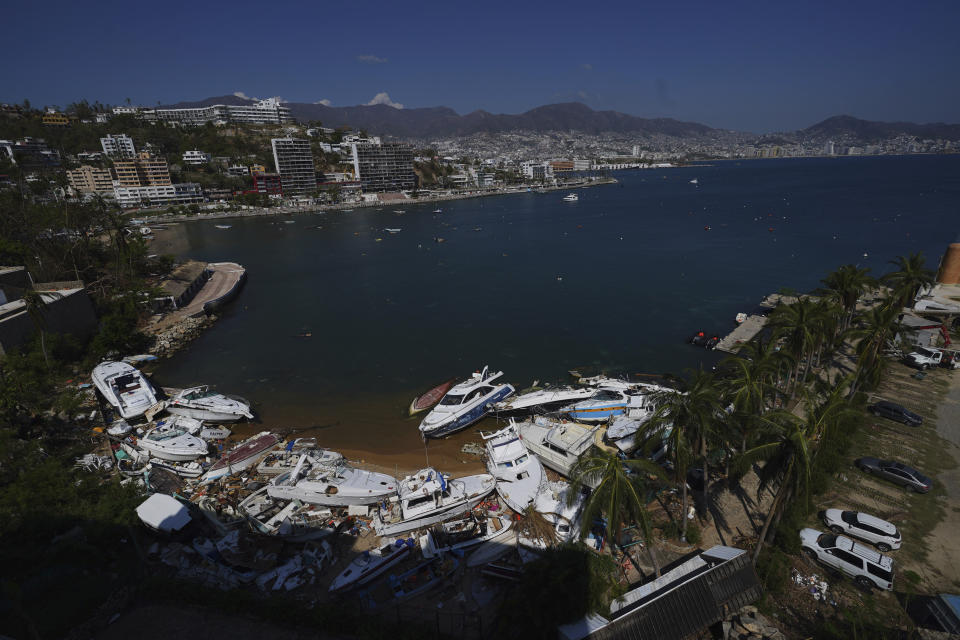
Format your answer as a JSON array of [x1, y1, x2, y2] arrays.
[[419, 366, 515, 438], [215, 224, 232, 229], [148, 458, 205, 478], [267, 455, 397, 506], [153, 414, 231, 441], [167, 386, 253, 422], [482, 421, 545, 513], [384, 228, 402, 234], [518, 480, 586, 557], [420, 512, 512, 558], [92, 361, 159, 420], [735, 312, 748, 324], [562, 193, 579, 202], [329, 538, 416, 593], [136, 423, 207, 461], [373, 468, 496, 536], [690, 178, 699, 185]]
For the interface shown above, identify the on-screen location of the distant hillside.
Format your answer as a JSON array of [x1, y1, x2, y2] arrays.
[[161, 97, 718, 138], [803, 115, 960, 141]]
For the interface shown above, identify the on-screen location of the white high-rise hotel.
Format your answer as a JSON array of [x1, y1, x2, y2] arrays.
[[154, 98, 293, 126]]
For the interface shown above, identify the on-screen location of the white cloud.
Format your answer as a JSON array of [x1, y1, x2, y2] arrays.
[[366, 92, 403, 109], [313, 99, 332, 106], [580, 63, 593, 71], [233, 91, 256, 100], [357, 54, 388, 64]]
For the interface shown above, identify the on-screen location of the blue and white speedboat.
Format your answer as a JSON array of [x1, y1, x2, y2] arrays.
[[561, 381, 669, 423], [418, 366, 515, 438]]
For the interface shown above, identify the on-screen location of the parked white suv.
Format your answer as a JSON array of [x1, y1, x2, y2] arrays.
[[822, 509, 902, 552], [799, 528, 894, 590]]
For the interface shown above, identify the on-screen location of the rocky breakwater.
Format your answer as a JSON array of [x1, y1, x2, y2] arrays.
[[721, 606, 785, 640], [148, 314, 217, 357]]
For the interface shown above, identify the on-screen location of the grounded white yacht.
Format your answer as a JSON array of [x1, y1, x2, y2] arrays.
[[267, 455, 397, 506], [482, 421, 545, 513], [561, 381, 671, 423], [418, 366, 515, 438], [515, 416, 599, 480], [373, 468, 496, 536], [167, 386, 253, 422], [256, 438, 343, 476], [92, 361, 158, 420], [518, 480, 587, 557], [136, 422, 208, 461], [493, 385, 598, 415]]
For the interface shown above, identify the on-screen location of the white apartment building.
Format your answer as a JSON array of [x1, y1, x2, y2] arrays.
[[100, 134, 136, 158], [271, 137, 316, 195], [182, 150, 211, 165], [113, 183, 203, 208], [573, 159, 591, 171], [154, 98, 293, 126], [520, 161, 554, 180]]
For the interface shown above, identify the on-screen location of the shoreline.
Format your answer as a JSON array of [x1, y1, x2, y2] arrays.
[[131, 176, 618, 224]]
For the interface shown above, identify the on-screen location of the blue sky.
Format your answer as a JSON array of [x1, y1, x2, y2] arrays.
[[3, 0, 958, 132]]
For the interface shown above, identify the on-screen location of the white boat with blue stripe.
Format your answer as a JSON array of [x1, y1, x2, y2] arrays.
[[418, 366, 515, 438]]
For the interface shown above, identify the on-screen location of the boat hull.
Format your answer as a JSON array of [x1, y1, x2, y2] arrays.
[[266, 483, 395, 507], [330, 544, 412, 593], [167, 406, 250, 423]]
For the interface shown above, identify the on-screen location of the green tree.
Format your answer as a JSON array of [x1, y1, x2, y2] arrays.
[[569, 448, 663, 576], [819, 264, 875, 331], [883, 252, 935, 308]]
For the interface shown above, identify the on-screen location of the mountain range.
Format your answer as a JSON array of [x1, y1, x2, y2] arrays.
[[162, 95, 960, 141]]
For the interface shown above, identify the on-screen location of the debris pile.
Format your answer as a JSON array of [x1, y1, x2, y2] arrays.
[[791, 568, 835, 605], [721, 605, 786, 640]]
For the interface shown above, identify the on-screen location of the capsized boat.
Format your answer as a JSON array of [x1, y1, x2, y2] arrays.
[[266, 455, 397, 506], [420, 512, 513, 558], [515, 416, 599, 481], [418, 366, 514, 438], [408, 378, 456, 416], [92, 361, 159, 420], [329, 538, 415, 593], [373, 468, 496, 536], [482, 421, 545, 513], [167, 385, 253, 422], [492, 384, 598, 415], [201, 432, 280, 484], [136, 422, 208, 461], [239, 486, 346, 542], [256, 438, 343, 476]]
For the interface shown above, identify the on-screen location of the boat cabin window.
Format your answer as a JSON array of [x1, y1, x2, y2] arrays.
[[407, 494, 434, 509], [594, 390, 622, 401], [184, 388, 214, 401], [498, 460, 513, 469], [513, 454, 528, 466], [439, 394, 465, 406], [113, 374, 140, 391]]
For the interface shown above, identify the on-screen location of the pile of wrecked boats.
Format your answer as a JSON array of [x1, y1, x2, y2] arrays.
[[110, 359, 676, 606]]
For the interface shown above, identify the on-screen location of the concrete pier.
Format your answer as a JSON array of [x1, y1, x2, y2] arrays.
[[715, 293, 796, 354]]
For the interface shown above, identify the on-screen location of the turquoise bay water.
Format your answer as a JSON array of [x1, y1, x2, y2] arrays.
[[153, 155, 960, 457]]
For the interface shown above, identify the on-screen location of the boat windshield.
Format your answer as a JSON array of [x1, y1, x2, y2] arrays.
[[439, 394, 465, 406], [184, 388, 216, 401], [149, 428, 186, 441]]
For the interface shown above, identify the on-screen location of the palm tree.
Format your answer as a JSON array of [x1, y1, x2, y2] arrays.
[[569, 448, 663, 576], [819, 264, 875, 331], [884, 252, 935, 308], [734, 409, 815, 565], [517, 504, 559, 548], [769, 298, 827, 397], [847, 303, 902, 395], [645, 370, 724, 540]]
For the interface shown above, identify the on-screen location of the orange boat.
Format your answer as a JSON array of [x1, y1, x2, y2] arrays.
[[408, 378, 456, 415]]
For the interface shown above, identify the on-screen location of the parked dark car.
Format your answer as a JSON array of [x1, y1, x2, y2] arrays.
[[855, 457, 933, 493], [869, 401, 923, 426]]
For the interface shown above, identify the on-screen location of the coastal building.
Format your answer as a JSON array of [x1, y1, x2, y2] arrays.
[[67, 166, 115, 194], [520, 161, 553, 181], [113, 183, 203, 208], [226, 165, 249, 177], [182, 150, 211, 165], [249, 164, 267, 175], [252, 172, 282, 194], [154, 98, 292, 126], [550, 160, 574, 173], [573, 159, 591, 171], [349, 141, 415, 193], [3, 137, 60, 167], [113, 152, 172, 187], [100, 134, 136, 159], [42, 111, 69, 127], [271, 138, 316, 195]]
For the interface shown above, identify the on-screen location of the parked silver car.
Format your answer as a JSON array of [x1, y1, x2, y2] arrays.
[[800, 528, 894, 590], [855, 457, 932, 493], [822, 509, 902, 551]]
